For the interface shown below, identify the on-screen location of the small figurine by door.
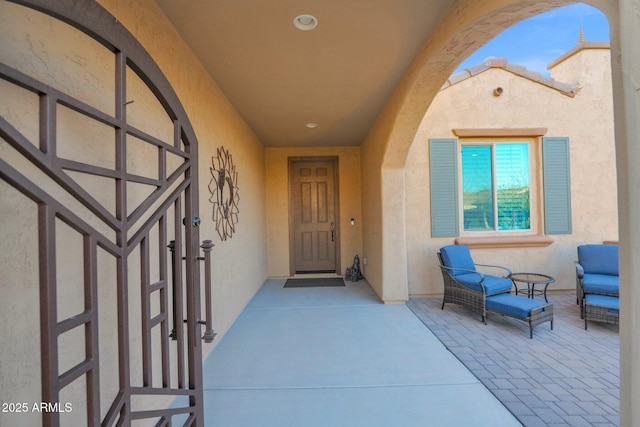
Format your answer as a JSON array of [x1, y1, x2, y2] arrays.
[[345, 255, 364, 282]]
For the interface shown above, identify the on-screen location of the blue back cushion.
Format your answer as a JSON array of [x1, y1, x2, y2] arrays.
[[578, 244, 619, 276], [440, 245, 475, 276]]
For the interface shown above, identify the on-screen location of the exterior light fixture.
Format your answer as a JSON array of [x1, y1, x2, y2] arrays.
[[294, 14, 318, 31], [305, 123, 318, 128]]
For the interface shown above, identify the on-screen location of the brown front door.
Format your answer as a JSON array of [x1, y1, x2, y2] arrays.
[[290, 158, 339, 274]]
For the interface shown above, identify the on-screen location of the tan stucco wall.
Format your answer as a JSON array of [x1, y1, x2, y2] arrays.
[[359, 0, 618, 302], [360, 130, 385, 298], [97, 0, 269, 355], [1, 1, 267, 423], [359, 1, 581, 303], [611, 1, 640, 423], [405, 48, 617, 296], [550, 45, 611, 84], [265, 146, 363, 277]]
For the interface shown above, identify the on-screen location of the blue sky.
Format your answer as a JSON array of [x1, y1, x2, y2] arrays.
[[454, 3, 610, 76]]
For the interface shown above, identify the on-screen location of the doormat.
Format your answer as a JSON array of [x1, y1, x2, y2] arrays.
[[284, 278, 345, 288]]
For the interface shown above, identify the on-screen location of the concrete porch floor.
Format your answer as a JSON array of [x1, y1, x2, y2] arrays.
[[201, 279, 521, 426]]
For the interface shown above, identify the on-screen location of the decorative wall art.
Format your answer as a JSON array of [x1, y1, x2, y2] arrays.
[[208, 146, 240, 240]]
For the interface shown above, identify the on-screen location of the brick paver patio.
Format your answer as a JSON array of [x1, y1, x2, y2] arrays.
[[408, 293, 619, 427]]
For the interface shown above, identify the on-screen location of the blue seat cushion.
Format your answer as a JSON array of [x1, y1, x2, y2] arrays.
[[455, 273, 513, 295], [582, 273, 619, 295], [578, 244, 619, 275], [585, 294, 619, 311], [486, 294, 549, 319], [440, 245, 475, 277]]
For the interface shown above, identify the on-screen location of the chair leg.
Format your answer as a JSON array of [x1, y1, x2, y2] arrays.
[[441, 300, 445, 310]]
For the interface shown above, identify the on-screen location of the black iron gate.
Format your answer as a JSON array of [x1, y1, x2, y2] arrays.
[[1, 1, 205, 425]]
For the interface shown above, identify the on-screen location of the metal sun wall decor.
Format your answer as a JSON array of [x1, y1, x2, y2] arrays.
[[208, 146, 240, 240]]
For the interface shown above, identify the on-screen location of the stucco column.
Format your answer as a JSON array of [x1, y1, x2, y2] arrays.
[[380, 167, 409, 303], [613, 0, 640, 425]]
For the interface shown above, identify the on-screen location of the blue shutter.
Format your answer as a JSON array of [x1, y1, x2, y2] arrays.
[[430, 138, 459, 237], [543, 137, 572, 234]]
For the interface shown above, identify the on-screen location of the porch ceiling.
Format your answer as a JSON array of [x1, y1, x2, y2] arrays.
[[154, 0, 450, 147]]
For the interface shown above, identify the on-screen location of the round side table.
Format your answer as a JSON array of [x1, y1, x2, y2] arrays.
[[510, 272, 555, 303]]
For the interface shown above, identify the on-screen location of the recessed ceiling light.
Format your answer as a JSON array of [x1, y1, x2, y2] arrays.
[[305, 123, 318, 128], [294, 14, 318, 31]]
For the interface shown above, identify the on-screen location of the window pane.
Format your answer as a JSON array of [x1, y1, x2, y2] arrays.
[[462, 146, 493, 230], [496, 144, 530, 230]]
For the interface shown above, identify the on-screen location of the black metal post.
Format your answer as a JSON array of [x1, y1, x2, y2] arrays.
[[168, 240, 177, 340], [200, 240, 216, 343]]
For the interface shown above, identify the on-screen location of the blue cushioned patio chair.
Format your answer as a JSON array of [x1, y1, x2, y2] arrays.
[[575, 244, 619, 321], [438, 245, 513, 323]]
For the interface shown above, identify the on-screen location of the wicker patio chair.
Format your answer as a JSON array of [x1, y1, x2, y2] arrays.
[[438, 245, 513, 323], [575, 244, 619, 324]]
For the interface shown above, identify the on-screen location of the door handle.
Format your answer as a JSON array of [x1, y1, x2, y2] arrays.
[[330, 221, 335, 242]]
